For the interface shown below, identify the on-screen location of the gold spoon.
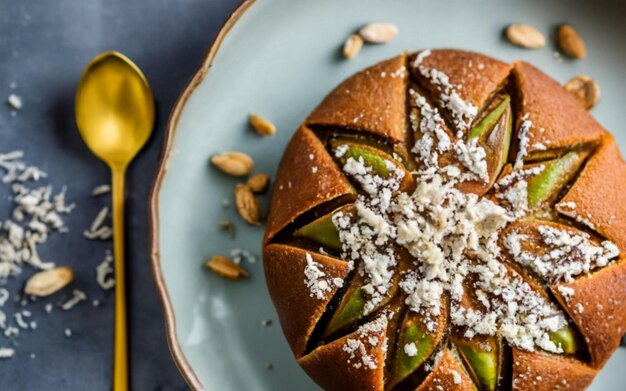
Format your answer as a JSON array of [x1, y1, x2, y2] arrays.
[[75, 51, 155, 391]]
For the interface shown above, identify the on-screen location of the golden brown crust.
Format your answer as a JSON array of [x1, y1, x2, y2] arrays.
[[556, 136, 626, 251], [306, 55, 408, 143], [415, 350, 477, 391], [511, 348, 597, 391], [298, 317, 388, 391], [264, 125, 355, 243], [512, 61, 606, 157], [263, 244, 350, 358], [550, 259, 626, 368], [409, 49, 512, 118]]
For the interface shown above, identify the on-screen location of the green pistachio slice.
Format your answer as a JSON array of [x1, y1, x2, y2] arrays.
[[294, 205, 354, 251], [324, 285, 366, 337], [469, 95, 511, 140], [526, 151, 586, 208], [456, 338, 499, 391], [390, 313, 436, 385], [330, 140, 413, 192], [549, 325, 578, 354]]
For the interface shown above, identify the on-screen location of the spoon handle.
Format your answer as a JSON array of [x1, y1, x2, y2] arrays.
[[112, 168, 128, 391]]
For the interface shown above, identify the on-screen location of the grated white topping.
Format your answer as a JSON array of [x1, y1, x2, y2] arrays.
[[91, 184, 111, 196], [557, 286, 575, 301], [96, 250, 115, 290], [304, 253, 343, 300], [404, 342, 418, 357], [410, 90, 489, 182], [230, 248, 257, 264], [83, 206, 112, 240], [342, 316, 387, 370], [329, 82, 581, 353], [61, 289, 86, 311], [0, 347, 15, 359], [451, 369, 462, 385], [0, 151, 113, 360], [514, 114, 533, 169], [504, 225, 619, 284], [413, 50, 478, 133]]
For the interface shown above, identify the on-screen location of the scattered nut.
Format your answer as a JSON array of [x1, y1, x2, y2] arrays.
[[358, 23, 398, 44], [505, 24, 546, 49], [249, 113, 276, 136], [247, 173, 270, 193], [205, 255, 249, 280], [557, 24, 586, 59], [343, 34, 364, 59], [24, 267, 74, 297], [235, 183, 262, 225], [210, 152, 254, 177], [564, 75, 600, 110]]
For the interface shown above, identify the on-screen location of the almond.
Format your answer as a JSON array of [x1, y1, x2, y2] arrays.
[[249, 113, 276, 136], [343, 34, 364, 59], [564, 75, 600, 110], [505, 24, 546, 49], [25, 266, 74, 297], [235, 183, 262, 224], [358, 23, 398, 44], [210, 152, 254, 177], [247, 173, 270, 193], [557, 24, 586, 59], [205, 255, 249, 280]]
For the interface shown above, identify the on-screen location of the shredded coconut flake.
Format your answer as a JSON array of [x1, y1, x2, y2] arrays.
[[342, 316, 387, 370], [404, 342, 418, 357], [0, 347, 15, 359], [96, 251, 115, 290], [413, 50, 478, 132], [514, 114, 533, 169], [304, 253, 343, 300]]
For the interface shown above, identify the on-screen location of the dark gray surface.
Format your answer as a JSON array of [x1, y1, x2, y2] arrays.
[[0, 0, 240, 389]]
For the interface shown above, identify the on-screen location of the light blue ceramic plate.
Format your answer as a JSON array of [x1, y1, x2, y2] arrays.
[[150, 0, 626, 389]]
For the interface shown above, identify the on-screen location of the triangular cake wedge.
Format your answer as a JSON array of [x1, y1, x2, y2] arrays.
[[298, 316, 388, 391], [511, 348, 597, 391], [408, 49, 512, 134], [511, 61, 606, 160], [551, 260, 626, 368], [414, 349, 477, 391], [264, 125, 356, 243], [306, 55, 408, 143], [263, 244, 350, 357], [556, 136, 626, 250]]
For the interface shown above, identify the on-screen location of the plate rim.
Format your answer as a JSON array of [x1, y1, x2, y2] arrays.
[[148, 1, 255, 389]]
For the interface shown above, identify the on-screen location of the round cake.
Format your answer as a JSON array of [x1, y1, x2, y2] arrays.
[[263, 49, 626, 391]]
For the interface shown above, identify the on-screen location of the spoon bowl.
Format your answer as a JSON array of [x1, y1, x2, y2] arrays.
[[76, 51, 154, 168]]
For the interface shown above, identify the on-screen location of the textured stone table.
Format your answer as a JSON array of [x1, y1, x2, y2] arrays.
[[0, 0, 239, 389]]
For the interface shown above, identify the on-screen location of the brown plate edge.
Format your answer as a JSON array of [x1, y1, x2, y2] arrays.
[[147, 1, 256, 389]]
